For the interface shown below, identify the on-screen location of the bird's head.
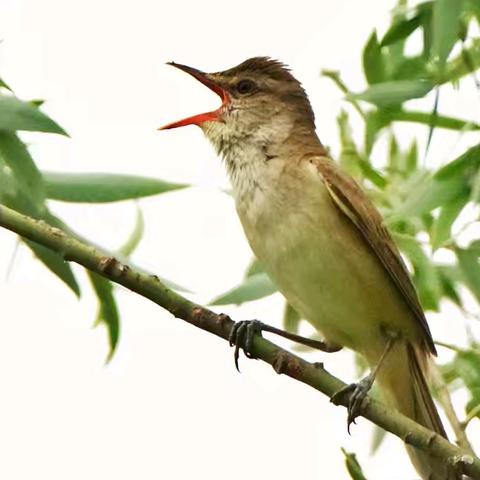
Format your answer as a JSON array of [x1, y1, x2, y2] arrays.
[[160, 57, 316, 155]]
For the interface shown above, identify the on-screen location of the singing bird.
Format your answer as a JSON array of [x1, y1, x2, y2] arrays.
[[161, 57, 458, 480]]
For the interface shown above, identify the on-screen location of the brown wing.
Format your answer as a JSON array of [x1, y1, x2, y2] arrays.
[[310, 156, 436, 355]]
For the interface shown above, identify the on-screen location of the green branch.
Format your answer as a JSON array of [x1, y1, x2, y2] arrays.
[[0, 204, 479, 478]]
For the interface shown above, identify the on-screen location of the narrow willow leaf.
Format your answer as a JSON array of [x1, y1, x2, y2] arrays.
[[0, 95, 67, 135], [393, 173, 462, 218], [88, 271, 120, 360], [391, 56, 428, 81], [338, 110, 361, 177], [0, 77, 12, 92], [469, 167, 480, 203], [43, 171, 188, 203], [435, 143, 480, 180], [25, 240, 80, 296], [467, 0, 480, 22], [370, 425, 387, 455], [387, 134, 400, 172], [444, 38, 480, 84], [245, 258, 264, 278], [0, 139, 80, 296], [430, 193, 468, 250], [384, 109, 480, 130], [364, 111, 390, 156], [341, 449, 368, 480], [448, 350, 480, 414], [349, 80, 433, 107], [394, 233, 442, 311], [0, 131, 46, 206], [456, 247, 480, 303], [282, 302, 302, 334], [438, 265, 463, 307], [395, 144, 480, 217], [381, 13, 423, 46], [432, 0, 463, 70], [117, 207, 144, 257], [363, 32, 386, 84], [405, 140, 418, 173], [210, 272, 277, 306], [417, 1, 433, 57]]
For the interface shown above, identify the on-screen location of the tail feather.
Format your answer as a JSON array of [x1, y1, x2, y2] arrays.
[[376, 342, 460, 480]]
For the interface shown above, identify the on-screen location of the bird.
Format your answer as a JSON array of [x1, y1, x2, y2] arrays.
[[160, 57, 459, 480]]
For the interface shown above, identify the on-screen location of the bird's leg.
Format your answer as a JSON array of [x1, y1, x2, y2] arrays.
[[229, 320, 342, 371], [331, 336, 396, 432]]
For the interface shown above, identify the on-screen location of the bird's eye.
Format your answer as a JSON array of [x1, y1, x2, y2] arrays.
[[236, 79, 255, 95]]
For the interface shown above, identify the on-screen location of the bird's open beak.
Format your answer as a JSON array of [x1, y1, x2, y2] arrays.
[[159, 62, 229, 130]]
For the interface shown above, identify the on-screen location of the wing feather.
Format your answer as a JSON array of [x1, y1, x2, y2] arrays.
[[309, 156, 436, 355]]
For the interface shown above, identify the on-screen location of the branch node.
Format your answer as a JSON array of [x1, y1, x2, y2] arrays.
[[216, 313, 231, 327], [427, 432, 437, 447], [97, 256, 127, 277], [272, 351, 290, 375], [313, 362, 324, 369], [272, 351, 303, 379], [50, 227, 65, 237], [403, 432, 414, 445]]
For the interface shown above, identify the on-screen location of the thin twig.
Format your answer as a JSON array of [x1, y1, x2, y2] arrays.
[[430, 363, 475, 455], [463, 404, 480, 430]]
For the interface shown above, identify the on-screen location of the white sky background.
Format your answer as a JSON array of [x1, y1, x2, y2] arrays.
[[0, 0, 479, 479]]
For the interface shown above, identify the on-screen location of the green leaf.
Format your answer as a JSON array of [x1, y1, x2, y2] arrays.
[[392, 173, 460, 218], [370, 425, 387, 455], [394, 233, 442, 310], [0, 77, 12, 92], [363, 32, 386, 84], [444, 38, 480, 84], [405, 140, 418, 173], [43, 171, 188, 203], [394, 144, 480, 218], [438, 265, 463, 306], [432, 0, 464, 71], [387, 134, 400, 172], [381, 13, 423, 46], [467, 0, 480, 22], [456, 247, 480, 304], [391, 56, 428, 81], [25, 240, 80, 296], [245, 258, 264, 278], [282, 302, 302, 334], [117, 207, 144, 257], [435, 143, 480, 181], [341, 449, 368, 480], [446, 349, 480, 413], [0, 134, 80, 296], [430, 193, 468, 250], [364, 110, 391, 156], [0, 131, 46, 206], [421, 2, 434, 57], [210, 272, 277, 306], [469, 167, 480, 203], [88, 271, 120, 360], [349, 80, 433, 107], [382, 109, 480, 131], [0, 95, 67, 135]]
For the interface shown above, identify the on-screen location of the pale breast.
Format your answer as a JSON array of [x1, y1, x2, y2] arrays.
[[234, 159, 418, 355]]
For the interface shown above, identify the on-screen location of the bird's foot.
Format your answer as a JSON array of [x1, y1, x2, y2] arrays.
[[228, 320, 264, 371], [331, 373, 374, 433]]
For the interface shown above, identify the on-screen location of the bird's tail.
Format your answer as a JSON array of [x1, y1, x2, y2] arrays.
[[374, 342, 460, 480]]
